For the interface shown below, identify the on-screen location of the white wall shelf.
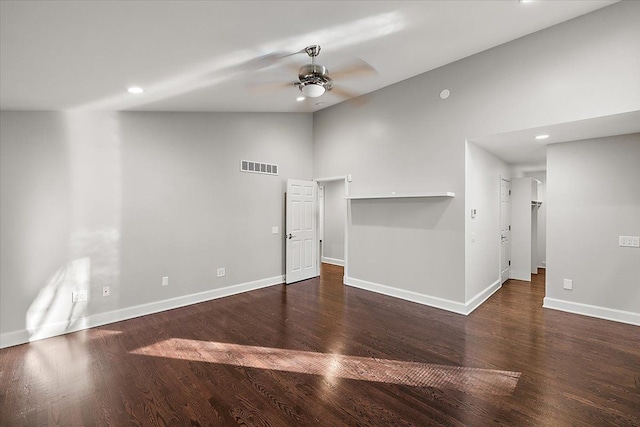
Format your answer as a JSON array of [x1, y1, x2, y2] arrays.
[[345, 192, 455, 200]]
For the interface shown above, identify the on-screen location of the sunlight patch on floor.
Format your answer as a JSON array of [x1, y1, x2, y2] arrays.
[[131, 338, 520, 395]]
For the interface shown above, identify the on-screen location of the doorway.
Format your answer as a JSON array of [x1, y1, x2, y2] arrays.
[[315, 176, 349, 281], [500, 177, 511, 284]]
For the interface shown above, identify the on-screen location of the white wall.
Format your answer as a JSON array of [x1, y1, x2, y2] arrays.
[[545, 134, 640, 324], [465, 141, 511, 301], [321, 180, 346, 265], [314, 1, 640, 311], [0, 111, 313, 346]]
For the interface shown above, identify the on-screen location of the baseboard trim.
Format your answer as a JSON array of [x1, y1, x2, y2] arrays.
[[0, 275, 284, 349], [543, 297, 640, 326], [344, 276, 500, 315], [0, 329, 30, 349], [321, 257, 344, 267], [465, 279, 501, 314]]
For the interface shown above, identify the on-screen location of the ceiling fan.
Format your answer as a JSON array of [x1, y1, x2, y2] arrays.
[[297, 45, 333, 97], [253, 45, 376, 101]]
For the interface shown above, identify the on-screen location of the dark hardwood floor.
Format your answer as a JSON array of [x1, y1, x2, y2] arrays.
[[1, 265, 639, 426]]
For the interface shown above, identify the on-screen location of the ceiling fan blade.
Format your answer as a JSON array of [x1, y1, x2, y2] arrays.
[[275, 47, 313, 73], [329, 59, 377, 80], [329, 86, 369, 106], [247, 48, 310, 76], [232, 48, 308, 75], [283, 47, 308, 58], [247, 81, 296, 94]]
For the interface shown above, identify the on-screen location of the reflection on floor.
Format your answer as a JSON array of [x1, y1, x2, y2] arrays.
[[132, 338, 520, 395]]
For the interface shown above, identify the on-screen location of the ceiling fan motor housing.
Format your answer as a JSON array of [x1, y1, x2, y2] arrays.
[[297, 63, 334, 96]]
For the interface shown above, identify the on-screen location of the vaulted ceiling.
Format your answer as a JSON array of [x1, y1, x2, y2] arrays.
[[0, 0, 617, 113]]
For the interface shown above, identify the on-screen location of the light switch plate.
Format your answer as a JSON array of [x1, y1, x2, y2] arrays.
[[72, 290, 88, 302], [563, 279, 573, 290]]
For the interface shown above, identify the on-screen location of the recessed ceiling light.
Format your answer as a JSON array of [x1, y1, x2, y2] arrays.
[[535, 134, 550, 140], [519, 0, 534, 4], [439, 89, 450, 99], [296, 96, 305, 102], [127, 87, 144, 94], [315, 102, 326, 106]]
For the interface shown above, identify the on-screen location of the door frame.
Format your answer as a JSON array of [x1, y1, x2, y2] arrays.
[[313, 175, 350, 281], [499, 175, 511, 284]]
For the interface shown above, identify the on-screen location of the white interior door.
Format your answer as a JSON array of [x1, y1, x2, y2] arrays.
[[500, 178, 512, 284], [286, 179, 318, 284]]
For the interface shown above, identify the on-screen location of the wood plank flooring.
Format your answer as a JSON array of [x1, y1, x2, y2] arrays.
[[1, 265, 639, 426]]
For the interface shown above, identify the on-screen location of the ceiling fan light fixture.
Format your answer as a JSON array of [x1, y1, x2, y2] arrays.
[[301, 83, 325, 98]]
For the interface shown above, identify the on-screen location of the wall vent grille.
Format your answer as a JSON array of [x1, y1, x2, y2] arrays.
[[240, 160, 278, 176]]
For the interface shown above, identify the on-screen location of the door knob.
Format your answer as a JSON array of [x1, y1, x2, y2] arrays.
[[287, 233, 296, 239]]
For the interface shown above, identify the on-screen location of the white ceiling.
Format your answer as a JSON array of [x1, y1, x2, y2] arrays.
[[0, 0, 618, 113], [468, 111, 640, 171]]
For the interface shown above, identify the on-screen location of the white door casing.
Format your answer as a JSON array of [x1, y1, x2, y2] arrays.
[[313, 175, 350, 281], [500, 178, 511, 284], [286, 179, 318, 284]]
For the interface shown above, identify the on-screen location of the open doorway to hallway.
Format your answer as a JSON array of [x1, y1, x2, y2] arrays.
[[316, 177, 348, 281]]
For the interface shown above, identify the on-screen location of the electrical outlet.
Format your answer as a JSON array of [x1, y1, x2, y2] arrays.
[[619, 236, 640, 247], [563, 279, 573, 290], [217, 268, 226, 277], [162, 276, 169, 286], [102, 286, 110, 297], [72, 290, 88, 303]]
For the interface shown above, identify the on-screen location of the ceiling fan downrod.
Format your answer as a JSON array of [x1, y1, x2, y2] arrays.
[[297, 45, 332, 97]]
